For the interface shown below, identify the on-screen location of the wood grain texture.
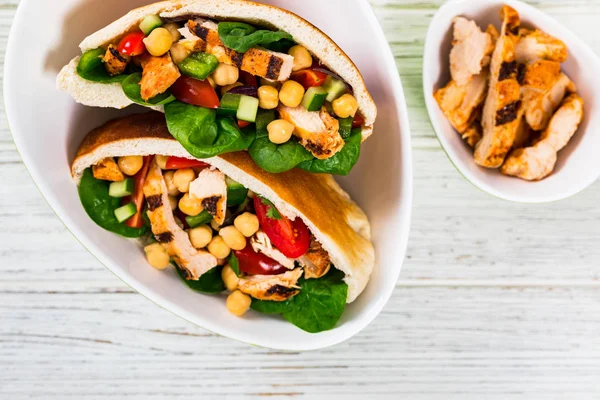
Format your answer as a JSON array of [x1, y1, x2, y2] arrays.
[[1, 0, 600, 398]]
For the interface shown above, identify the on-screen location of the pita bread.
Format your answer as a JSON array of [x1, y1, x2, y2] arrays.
[[72, 112, 375, 303], [58, 0, 376, 139]]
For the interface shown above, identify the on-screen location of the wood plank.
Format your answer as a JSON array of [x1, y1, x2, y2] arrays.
[[2, 287, 600, 398]]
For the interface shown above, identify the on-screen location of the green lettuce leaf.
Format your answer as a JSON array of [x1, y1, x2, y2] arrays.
[[218, 22, 293, 53]]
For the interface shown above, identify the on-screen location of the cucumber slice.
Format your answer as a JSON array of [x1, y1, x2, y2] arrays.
[[114, 203, 137, 223], [140, 15, 163, 35], [109, 178, 135, 198], [301, 86, 328, 112], [217, 93, 242, 118], [237, 95, 260, 123], [338, 117, 353, 139], [323, 76, 347, 102], [178, 53, 219, 80], [186, 210, 213, 228]]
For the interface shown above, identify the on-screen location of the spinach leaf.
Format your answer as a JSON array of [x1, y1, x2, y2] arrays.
[[177, 266, 225, 293], [218, 22, 293, 53], [250, 268, 348, 333], [248, 110, 313, 173], [297, 128, 362, 176], [228, 253, 241, 277], [77, 48, 129, 84], [178, 52, 219, 80], [165, 101, 255, 158], [121, 73, 176, 106], [78, 169, 147, 238], [263, 38, 296, 53]]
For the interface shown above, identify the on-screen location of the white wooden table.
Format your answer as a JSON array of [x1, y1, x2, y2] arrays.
[[2, 0, 600, 398]]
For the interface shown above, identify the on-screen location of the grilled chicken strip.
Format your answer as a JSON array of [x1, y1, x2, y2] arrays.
[[474, 5, 523, 168], [103, 44, 129, 76], [238, 269, 303, 302], [278, 105, 344, 159], [502, 94, 584, 181], [186, 19, 294, 82], [140, 53, 181, 101], [189, 169, 228, 225], [450, 17, 495, 85], [462, 121, 483, 149], [521, 60, 576, 131], [512, 118, 533, 149], [434, 70, 489, 134], [143, 161, 218, 279], [515, 29, 568, 63], [251, 230, 295, 270], [92, 157, 124, 182], [297, 237, 331, 279]]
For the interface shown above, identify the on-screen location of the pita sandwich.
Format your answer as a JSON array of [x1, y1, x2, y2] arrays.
[[72, 112, 375, 332]]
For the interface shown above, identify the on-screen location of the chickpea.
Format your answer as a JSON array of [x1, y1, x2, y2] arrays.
[[267, 119, 295, 144], [234, 212, 260, 237], [168, 195, 179, 211], [207, 76, 217, 89], [179, 193, 203, 216], [118, 156, 143, 176], [220, 82, 243, 97], [226, 290, 252, 317], [208, 236, 231, 259], [169, 41, 191, 65], [173, 168, 195, 193], [163, 23, 181, 42], [211, 63, 239, 87], [156, 155, 169, 170], [288, 45, 313, 72], [332, 93, 359, 119], [163, 171, 180, 196], [143, 27, 174, 57], [189, 225, 213, 249], [210, 219, 222, 232], [221, 265, 240, 292], [279, 80, 305, 108], [258, 85, 279, 110], [144, 243, 170, 270], [219, 226, 247, 251]]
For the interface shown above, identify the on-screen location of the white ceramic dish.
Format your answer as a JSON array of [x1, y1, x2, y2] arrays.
[[423, 0, 600, 203], [4, 0, 413, 350]]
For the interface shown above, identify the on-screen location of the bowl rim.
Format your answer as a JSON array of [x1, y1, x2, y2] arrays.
[[3, 0, 414, 350], [423, 0, 600, 203]]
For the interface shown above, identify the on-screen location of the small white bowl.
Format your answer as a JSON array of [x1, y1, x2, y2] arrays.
[[423, 0, 600, 203], [4, 0, 413, 350]]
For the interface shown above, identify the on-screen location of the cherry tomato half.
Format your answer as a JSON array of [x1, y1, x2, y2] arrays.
[[170, 76, 220, 109], [253, 197, 310, 258], [237, 120, 251, 129], [118, 31, 146, 56], [123, 155, 154, 229], [290, 69, 328, 89], [234, 244, 289, 276], [165, 156, 209, 170], [352, 113, 365, 128]]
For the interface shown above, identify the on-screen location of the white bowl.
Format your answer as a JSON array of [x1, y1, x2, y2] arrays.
[[423, 0, 600, 203], [4, 0, 413, 350]]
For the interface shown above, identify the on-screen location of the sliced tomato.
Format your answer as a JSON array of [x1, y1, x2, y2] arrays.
[[352, 113, 365, 128], [253, 197, 310, 258], [237, 120, 251, 129], [165, 156, 209, 169], [234, 244, 289, 276], [123, 155, 154, 229], [170, 76, 220, 109], [290, 69, 328, 89], [239, 71, 258, 87], [117, 31, 146, 56]]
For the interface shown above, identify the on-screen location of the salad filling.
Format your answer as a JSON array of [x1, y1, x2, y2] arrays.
[[75, 15, 365, 175], [79, 154, 349, 333]]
